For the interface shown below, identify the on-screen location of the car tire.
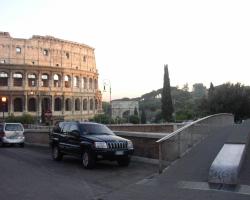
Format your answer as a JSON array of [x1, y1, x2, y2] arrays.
[[117, 156, 131, 167], [82, 151, 95, 169], [52, 145, 63, 161]]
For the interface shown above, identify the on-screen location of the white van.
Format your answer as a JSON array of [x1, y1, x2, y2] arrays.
[[0, 123, 25, 147]]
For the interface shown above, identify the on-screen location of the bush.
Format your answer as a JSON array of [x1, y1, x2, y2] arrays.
[[5, 113, 35, 124], [90, 114, 113, 124]]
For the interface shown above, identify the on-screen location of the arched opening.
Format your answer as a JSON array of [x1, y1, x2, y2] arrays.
[[0, 72, 8, 86], [73, 76, 80, 88], [0, 98, 8, 112], [53, 74, 61, 87], [41, 73, 49, 87], [83, 99, 87, 111], [14, 98, 23, 112], [95, 79, 98, 89], [28, 98, 36, 112], [90, 99, 94, 110], [28, 73, 37, 87], [54, 97, 62, 111], [13, 72, 23, 87], [89, 78, 93, 89], [83, 77, 87, 89], [122, 110, 130, 119], [75, 98, 80, 111], [65, 98, 71, 111], [64, 75, 71, 88]]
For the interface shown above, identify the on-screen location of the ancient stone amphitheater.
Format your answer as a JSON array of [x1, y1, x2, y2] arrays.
[[0, 32, 102, 123]]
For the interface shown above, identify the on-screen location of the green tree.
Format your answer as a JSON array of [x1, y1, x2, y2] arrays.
[[134, 107, 138, 116], [129, 115, 139, 124], [192, 83, 207, 99], [208, 83, 250, 121], [161, 64, 174, 122]]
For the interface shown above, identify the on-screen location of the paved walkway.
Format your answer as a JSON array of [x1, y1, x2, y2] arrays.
[[100, 124, 250, 200]]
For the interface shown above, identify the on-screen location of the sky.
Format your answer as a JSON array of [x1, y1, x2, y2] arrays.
[[1, 0, 250, 101]]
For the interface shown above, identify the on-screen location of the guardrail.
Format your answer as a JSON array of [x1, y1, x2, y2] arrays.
[[156, 113, 234, 173]]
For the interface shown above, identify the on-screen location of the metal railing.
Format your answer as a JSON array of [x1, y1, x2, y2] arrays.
[[157, 113, 234, 173]]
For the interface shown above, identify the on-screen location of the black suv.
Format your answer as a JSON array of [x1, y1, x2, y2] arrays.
[[49, 121, 134, 168]]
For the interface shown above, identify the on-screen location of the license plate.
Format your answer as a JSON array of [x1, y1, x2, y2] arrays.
[[115, 151, 124, 155]]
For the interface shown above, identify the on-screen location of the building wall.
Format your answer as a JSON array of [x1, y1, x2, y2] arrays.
[[0, 32, 102, 122]]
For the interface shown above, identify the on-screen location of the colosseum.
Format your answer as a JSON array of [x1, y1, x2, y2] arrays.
[[0, 32, 102, 123]]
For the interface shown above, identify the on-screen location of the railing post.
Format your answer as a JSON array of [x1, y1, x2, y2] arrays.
[[159, 142, 163, 174]]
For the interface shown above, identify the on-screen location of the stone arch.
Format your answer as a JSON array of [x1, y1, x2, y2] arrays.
[[28, 73, 37, 87], [54, 97, 62, 111], [14, 97, 23, 112], [90, 99, 94, 110], [83, 99, 88, 111], [53, 74, 61, 87], [64, 75, 71, 88], [28, 97, 36, 112], [75, 98, 80, 111], [65, 98, 71, 111], [0, 71, 9, 86], [13, 72, 23, 87], [41, 73, 49, 87]]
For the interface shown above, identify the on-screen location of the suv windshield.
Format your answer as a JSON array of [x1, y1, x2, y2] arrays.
[[79, 124, 115, 135], [5, 124, 23, 131]]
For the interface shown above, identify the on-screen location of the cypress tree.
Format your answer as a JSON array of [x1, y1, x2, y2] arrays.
[[161, 64, 174, 122]]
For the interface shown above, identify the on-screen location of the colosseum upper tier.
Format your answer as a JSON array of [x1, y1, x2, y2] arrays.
[[0, 32, 102, 123]]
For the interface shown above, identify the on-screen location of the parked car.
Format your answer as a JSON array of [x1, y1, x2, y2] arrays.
[[49, 121, 134, 168], [0, 122, 25, 147]]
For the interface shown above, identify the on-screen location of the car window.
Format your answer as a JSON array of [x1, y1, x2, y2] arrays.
[[69, 124, 79, 132], [62, 123, 71, 134], [5, 124, 23, 131], [80, 124, 115, 135]]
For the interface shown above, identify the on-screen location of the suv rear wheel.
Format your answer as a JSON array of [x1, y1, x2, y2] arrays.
[[82, 151, 95, 169], [52, 145, 63, 161]]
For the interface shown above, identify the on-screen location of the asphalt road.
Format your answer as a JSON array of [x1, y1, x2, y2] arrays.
[[0, 146, 158, 200]]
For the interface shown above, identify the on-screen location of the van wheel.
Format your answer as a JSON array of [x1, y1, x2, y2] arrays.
[[82, 151, 95, 169], [117, 156, 131, 167], [52, 145, 63, 161]]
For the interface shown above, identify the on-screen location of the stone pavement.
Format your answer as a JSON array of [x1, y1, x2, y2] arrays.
[[100, 124, 250, 200]]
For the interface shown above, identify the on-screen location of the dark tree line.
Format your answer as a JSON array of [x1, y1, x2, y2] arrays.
[[205, 82, 250, 121]]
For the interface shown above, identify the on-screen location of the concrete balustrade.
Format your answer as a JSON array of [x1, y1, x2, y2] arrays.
[[157, 113, 234, 173]]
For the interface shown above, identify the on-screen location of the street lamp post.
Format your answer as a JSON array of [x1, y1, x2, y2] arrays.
[[1, 97, 7, 122], [103, 79, 111, 124]]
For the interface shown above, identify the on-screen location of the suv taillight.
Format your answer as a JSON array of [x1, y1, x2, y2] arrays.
[[0, 131, 5, 137]]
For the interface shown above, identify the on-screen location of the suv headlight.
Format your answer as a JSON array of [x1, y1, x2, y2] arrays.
[[94, 142, 108, 149], [127, 140, 133, 149]]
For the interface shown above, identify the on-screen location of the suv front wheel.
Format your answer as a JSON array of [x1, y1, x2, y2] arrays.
[[82, 151, 95, 169], [52, 145, 63, 161]]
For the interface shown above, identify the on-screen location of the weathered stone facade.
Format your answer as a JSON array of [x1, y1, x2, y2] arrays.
[[0, 32, 102, 122], [111, 100, 139, 119]]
